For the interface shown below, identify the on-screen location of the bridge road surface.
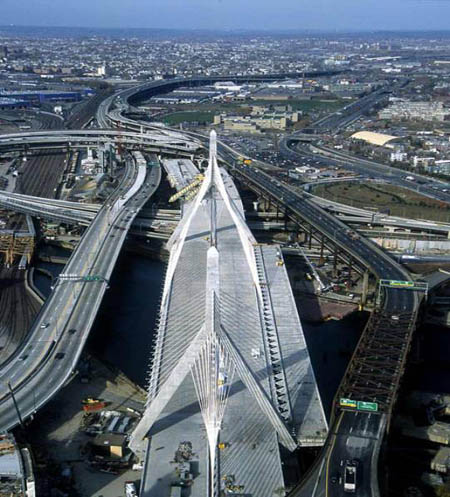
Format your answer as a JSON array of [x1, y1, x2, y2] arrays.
[[0, 129, 199, 151], [294, 411, 386, 497], [103, 91, 419, 496], [0, 191, 97, 225], [0, 153, 161, 432], [142, 125, 417, 497], [223, 161, 417, 497], [191, 135, 416, 497], [194, 140, 417, 497], [2, 188, 450, 235]]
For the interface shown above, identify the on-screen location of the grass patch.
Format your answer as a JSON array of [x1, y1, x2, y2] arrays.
[[248, 98, 349, 113], [312, 181, 450, 223], [158, 98, 348, 119], [162, 111, 214, 125]]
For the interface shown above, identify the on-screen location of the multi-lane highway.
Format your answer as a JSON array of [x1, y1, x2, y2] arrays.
[[309, 145, 450, 204], [0, 152, 161, 432], [312, 85, 390, 132], [101, 78, 423, 496], [225, 161, 417, 497], [0, 191, 97, 225], [0, 129, 200, 156], [4, 184, 449, 239]]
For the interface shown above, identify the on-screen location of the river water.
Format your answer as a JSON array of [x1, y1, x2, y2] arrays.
[[34, 250, 364, 419]]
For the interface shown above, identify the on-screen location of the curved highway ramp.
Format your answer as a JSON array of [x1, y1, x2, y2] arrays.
[[0, 151, 161, 432]]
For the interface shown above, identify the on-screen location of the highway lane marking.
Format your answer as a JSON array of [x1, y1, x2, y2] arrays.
[[312, 457, 326, 497], [325, 411, 344, 497]]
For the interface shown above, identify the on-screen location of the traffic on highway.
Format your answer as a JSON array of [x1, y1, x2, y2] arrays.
[[0, 151, 161, 432], [96, 77, 429, 496]]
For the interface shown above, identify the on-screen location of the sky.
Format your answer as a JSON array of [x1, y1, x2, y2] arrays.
[[1, 0, 450, 32]]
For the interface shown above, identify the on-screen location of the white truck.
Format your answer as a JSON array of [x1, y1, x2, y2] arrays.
[[344, 460, 357, 493], [125, 481, 138, 497]]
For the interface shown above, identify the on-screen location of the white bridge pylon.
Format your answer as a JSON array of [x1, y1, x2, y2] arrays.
[[129, 131, 297, 492]]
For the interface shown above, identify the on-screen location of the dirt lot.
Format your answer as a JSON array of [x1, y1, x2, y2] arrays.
[[24, 356, 146, 497], [312, 181, 450, 223]]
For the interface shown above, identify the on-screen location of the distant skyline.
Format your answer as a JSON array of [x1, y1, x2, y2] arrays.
[[1, 0, 450, 32]]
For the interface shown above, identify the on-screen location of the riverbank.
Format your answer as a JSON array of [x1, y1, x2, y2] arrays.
[[295, 292, 359, 322]]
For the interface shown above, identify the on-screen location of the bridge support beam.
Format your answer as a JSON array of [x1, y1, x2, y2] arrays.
[[333, 246, 338, 277], [361, 270, 369, 306], [129, 326, 207, 453], [319, 235, 325, 262]]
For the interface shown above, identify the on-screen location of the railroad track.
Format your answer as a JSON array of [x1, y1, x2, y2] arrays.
[[0, 113, 65, 366], [17, 150, 67, 198], [0, 268, 40, 366], [65, 89, 113, 129], [35, 112, 64, 131]]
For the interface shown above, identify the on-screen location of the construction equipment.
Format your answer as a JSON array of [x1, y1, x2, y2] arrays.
[[83, 401, 106, 412], [82, 397, 102, 404], [184, 186, 202, 202], [295, 243, 326, 293], [168, 174, 204, 203]]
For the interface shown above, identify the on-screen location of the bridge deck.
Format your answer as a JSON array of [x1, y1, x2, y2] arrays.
[[139, 152, 326, 496], [163, 158, 199, 191]]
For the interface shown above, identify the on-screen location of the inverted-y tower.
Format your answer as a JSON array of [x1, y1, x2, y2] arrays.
[[131, 131, 327, 496]]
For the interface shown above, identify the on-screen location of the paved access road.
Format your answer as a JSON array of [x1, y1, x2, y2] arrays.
[[310, 145, 450, 204]]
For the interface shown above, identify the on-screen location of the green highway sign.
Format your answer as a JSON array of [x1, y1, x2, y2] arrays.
[[339, 398, 378, 412], [357, 401, 378, 412], [387, 280, 414, 287], [340, 398, 357, 409]]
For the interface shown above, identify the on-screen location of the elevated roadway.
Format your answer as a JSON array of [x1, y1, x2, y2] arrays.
[[0, 151, 161, 432], [309, 145, 450, 204], [161, 122, 418, 496], [2, 184, 449, 240], [225, 160, 418, 497], [96, 72, 344, 129], [0, 129, 200, 156], [104, 81, 422, 496]]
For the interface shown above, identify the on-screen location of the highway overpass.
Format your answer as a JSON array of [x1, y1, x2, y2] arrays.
[[0, 129, 200, 156], [102, 79, 425, 496], [0, 151, 161, 432], [2, 180, 449, 243]]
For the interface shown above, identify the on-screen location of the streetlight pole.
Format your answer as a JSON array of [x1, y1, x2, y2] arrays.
[[8, 381, 23, 428]]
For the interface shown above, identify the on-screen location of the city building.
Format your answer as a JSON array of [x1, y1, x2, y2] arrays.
[[379, 100, 449, 122], [351, 131, 402, 148]]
